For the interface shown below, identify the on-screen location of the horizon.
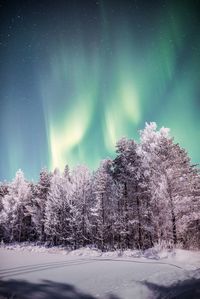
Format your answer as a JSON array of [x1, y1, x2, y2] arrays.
[[0, 122, 198, 183]]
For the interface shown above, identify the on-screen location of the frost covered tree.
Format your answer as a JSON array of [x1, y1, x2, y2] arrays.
[[44, 168, 72, 246], [0, 182, 9, 240], [160, 140, 194, 245], [0, 170, 32, 242], [70, 165, 93, 248], [113, 137, 152, 249], [27, 168, 51, 242], [139, 123, 171, 244], [92, 159, 117, 250], [177, 167, 200, 248], [139, 122, 199, 246], [0, 182, 8, 213], [113, 138, 135, 249]]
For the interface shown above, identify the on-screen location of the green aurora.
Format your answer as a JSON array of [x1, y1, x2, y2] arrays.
[[0, 0, 200, 180]]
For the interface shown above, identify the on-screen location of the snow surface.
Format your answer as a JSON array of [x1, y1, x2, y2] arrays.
[[0, 245, 200, 299]]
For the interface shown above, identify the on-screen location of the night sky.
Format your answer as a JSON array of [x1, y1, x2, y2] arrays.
[[0, 0, 200, 181]]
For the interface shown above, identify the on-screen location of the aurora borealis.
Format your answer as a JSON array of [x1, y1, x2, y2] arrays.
[[0, 0, 200, 181]]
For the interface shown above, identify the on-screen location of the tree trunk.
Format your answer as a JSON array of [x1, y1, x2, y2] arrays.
[[124, 182, 130, 248], [166, 176, 177, 245], [135, 184, 142, 249], [136, 195, 142, 249], [101, 193, 104, 251], [171, 205, 177, 245]]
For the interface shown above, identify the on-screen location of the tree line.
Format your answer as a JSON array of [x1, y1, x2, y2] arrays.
[[0, 123, 200, 250]]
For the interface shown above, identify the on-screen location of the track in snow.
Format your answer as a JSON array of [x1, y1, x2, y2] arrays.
[[0, 249, 199, 299]]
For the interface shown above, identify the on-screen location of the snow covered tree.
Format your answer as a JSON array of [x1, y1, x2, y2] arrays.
[[139, 122, 171, 244], [0, 170, 32, 242], [113, 138, 135, 249], [139, 122, 199, 246], [0, 182, 9, 240], [161, 141, 192, 245], [113, 137, 152, 249], [70, 165, 93, 249], [0, 182, 8, 213], [27, 168, 51, 242], [44, 168, 72, 246], [92, 159, 117, 250], [177, 168, 200, 248]]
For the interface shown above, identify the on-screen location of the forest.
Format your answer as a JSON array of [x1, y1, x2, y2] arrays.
[[0, 123, 200, 251]]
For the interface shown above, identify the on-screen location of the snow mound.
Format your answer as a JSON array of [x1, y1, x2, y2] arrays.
[[146, 269, 189, 287], [0, 242, 176, 259], [143, 247, 175, 260], [68, 247, 101, 257], [1, 242, 200, 271], [1, 242, 70, 255]]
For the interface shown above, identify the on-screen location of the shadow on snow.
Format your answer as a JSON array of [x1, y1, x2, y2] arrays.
[[0, 279, 121, 299], [143, 275, 200, 299]]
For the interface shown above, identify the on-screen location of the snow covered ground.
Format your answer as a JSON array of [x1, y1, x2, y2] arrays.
[[0, 245, 200, 299]]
